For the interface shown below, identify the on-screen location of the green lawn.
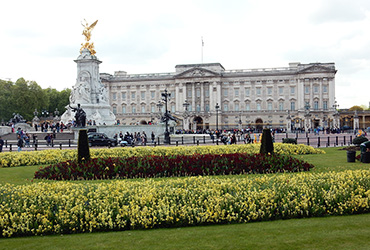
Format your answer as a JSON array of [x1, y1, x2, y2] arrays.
[[1, 147, 370, 249]]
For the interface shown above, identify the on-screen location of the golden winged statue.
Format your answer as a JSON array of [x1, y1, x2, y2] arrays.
[[80, 19, 98, 55]]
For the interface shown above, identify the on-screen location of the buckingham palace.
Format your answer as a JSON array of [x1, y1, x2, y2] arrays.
[[100, 62, 337, 132]]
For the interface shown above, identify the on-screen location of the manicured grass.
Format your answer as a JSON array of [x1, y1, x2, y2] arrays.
[[1, 146, 370, 249], [0, 165, 40, 185], [1, 213, 369, 250], [298, 147, 370, 173]]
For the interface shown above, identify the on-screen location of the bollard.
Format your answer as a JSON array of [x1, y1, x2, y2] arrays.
[[68, 139, 71, 147], [5, 140, 7, 148], [336, 136, 338, 146], [193, 136, 196, 144], [350, 136, 352, 145], [318, 137, 320, 148], [307, 137, 310, 146], [203, 136, 206, 144], [176, 141, 178, 146], [60, 143, 62, 150], [327, 137, 330, 147], [197, 140, 199, 146], [35, 143, 37, 151], [344, 136, 346, 145], [52, 140, 54, 147], [216, 140, 219, 145], [9, 144, 12, 152], [182, 137, 184, 145], [157, 137, 160, 146]]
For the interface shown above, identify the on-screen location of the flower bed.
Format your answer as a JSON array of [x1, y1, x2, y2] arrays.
[[34, 153, 314, 180], [0, 144, 325, 168], [1, 170, 370, 237]]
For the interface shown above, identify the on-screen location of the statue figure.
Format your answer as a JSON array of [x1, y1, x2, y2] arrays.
[[80, 19, 98, 55], [69, 104, 86, 127]]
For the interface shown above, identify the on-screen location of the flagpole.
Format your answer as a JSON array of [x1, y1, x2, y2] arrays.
[[201, 36, 204, 63]]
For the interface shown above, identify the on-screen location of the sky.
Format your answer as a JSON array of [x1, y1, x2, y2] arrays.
[[1, 0, 370, 109]]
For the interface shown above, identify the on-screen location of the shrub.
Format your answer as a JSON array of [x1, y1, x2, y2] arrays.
[[352, 136, 368, 145], [282, 138, 297, 144], [77, 129, 90, 163], [260, 128, 274, 154]]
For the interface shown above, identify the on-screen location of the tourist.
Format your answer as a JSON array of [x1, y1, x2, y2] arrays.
[[0, 136, 4, 152], [151, 131, 155, 143], [17, 135, 23, 152]]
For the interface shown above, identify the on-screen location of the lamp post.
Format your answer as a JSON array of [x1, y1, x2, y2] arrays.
[[41, 109, 49, 118], [215, 103, 220, 131], [304, 101, 311, 131], [183, 99, 190, 130], [161, 89, 171, 144]]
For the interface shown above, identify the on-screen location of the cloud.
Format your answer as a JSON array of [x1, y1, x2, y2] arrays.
[[311, 0, 370, 23]]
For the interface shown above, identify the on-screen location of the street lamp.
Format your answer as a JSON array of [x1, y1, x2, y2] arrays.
[[41, 109, 49, 118], [215, 103, 220, 131], [183, 100, 190, 130], [160, 89, 171, 144]]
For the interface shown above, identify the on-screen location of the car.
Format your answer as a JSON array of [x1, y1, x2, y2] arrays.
[[87, 132, 117, 147]]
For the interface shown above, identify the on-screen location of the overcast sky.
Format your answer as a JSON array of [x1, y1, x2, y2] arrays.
[[1, 0, 370, 109]]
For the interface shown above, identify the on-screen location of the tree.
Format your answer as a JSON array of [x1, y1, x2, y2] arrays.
[[349, 105, 364, 111], [0, 78, 70, 123]]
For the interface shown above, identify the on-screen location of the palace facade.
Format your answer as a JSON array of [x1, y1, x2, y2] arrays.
[[100, 62, 337, 131]]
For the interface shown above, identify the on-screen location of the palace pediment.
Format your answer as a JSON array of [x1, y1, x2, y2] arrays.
[[175, 67, 221, 78], [297, 64, 337, 74]]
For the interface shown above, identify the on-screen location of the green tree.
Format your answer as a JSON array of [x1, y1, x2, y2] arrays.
[[349, 105, 364, 111], [0, 78, 70, 123]]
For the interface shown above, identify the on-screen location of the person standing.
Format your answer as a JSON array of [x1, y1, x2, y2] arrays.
[[151, 131, 155, 143], [0, 136, 4, 152], [17, 135, 23, 152]]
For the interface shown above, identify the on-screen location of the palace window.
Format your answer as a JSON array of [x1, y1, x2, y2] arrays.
[[256, 88, 261, 96], [256, 103, 261, 111], [151, 91, 155, 99], [305, 86, 309, 94], [223, 89, 228, 97], [234, 89, 239, 97], [223, 103, 229, 111], [112, 93, 117, 101], [268, 102, 273, 111], [131, 92, 136, 100], [122, 105, 126, 114], [267, 87, 272, 95], [245, 88, 250, 97], [323, 85, 328, 93], [279, 101, 284, 111], [196, 89, 200, 98], [234, 103, 239, 111], [141, 106, 146, 113], [141, 91, 145, 100], [314, 101, 319, 110], [323, 101, 328, 110], [279, 87, 284, 95], [112, 106, 117, 115], [122, 92, 126, 100], [132, 106, 136, 113], [290, 87, 295, 95], [290, 101, 295, 110], [245, 103, 250, 111], [205, 104, 210, 112], [196, 104, 201, 112]]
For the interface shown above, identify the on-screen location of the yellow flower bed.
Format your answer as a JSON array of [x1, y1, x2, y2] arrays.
[[1, 170, 369, 237], [0, 143, 324, 168]]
